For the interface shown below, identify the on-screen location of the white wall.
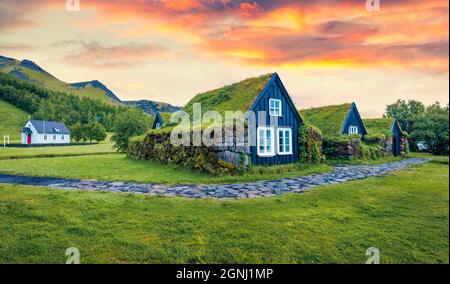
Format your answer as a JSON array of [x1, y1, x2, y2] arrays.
[[21, 121, 70, 144]]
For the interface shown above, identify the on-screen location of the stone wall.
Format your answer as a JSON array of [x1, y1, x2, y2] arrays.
[[364, 135, 409, 157], [128, 127, 251, 174], [323, 136, 361, 160]]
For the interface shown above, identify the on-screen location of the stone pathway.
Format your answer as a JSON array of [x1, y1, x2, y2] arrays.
[[0, 158, 430, 199]]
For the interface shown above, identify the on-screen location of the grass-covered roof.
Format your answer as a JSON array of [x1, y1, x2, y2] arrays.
[[299, 103, 352, 136], [183, 73, 274, 115], [363, 118, 396, 137]]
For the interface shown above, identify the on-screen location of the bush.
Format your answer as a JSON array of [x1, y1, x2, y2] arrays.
[[298, 123, 325, 163], [360, 143, 384, 160], [112, 108, 151, 152]]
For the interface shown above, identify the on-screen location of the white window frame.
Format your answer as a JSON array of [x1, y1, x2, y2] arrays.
[[277, 128, 293, 155], [269, 99, 282, 117], [348, 125, 358, 135], [257, 127, 275, 157]]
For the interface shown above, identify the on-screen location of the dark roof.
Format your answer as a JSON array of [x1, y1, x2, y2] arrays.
[[300, 102, 367, 136], [29, 120, 70, 134], [182, 73, 301, 123], [299, 103, 352, 135], [22, 127, 32, 134], [342, 102, 367, 136], [152, 112, 164, 129]]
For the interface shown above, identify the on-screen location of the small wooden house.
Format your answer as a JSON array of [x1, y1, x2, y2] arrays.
[[183, 73, 303, 166], [363, 118, 405, 156], [299, 102, 367, 137], [152, 112, 164, 129], [21, 119, 70, 145]]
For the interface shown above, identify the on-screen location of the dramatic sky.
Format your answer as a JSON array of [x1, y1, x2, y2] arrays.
[[0, 0, 448, 117]]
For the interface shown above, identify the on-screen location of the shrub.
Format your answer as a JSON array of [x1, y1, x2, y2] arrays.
[[298, 123, 325, 163], [112, 108, 151, 152]]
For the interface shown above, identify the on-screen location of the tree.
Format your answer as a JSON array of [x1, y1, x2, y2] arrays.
[[111, 108, 151, 152], [411, 102, 449, 155], [385, 99, 425, 150], [71, 122, 85, 143], [86, 121, 107, 143]]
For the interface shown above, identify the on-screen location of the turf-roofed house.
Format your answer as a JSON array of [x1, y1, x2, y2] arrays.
[[152, 112, 164, 129], [183, 73, 303, 166], [300, 102, 367, 137], [299, 103, 368, 159], [128, 73, 304, 173], [363, 118, 406, 156]]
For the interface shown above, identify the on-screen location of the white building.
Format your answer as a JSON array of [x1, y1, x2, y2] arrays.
[[21, 120, 71, 145]]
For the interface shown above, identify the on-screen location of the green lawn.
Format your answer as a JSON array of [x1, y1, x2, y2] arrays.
[[0, 99, 29, 143], [0, 154, 332, 184], [0, 160, 447, 264], [0, 133, 115, 159]]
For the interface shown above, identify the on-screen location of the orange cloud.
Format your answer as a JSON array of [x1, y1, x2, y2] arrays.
[[2, 0, 448, 73], [64, 41, 170, 68]]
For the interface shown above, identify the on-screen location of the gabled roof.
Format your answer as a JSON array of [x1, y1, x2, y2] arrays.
[[152, 112, 164, 129], [300, 102, 367, 136], [342, 102, 367, 136], [182, 73, 301, 123], [363, 118, 402, 137], [29, 120, 70, 134], [22, 127, 32, 134], [183, 73, 274, 115], [299, 103, 352, 136]]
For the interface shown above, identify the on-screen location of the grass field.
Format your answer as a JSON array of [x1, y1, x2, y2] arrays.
[[0, 154, 332, 184], [0, 99, 29, 143], [0, 159, 447, 264], [0, 133, 115, 159]]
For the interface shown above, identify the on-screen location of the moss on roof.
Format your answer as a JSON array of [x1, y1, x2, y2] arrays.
[[183, 73, 274, 115], [299, 103, 352, 137], [159, 112, 173, 123], [363, 118, 395, 137]]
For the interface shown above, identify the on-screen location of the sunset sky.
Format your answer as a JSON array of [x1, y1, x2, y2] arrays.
[[0, 0, 448, 117]]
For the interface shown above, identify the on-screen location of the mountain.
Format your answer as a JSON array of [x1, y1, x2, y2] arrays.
[[69, 80, 122, 103], [0, 55, 122, 105], [124, 100, 181, 116]]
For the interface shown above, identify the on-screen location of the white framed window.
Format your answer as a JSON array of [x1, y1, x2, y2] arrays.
[[257, 127, 275, 156], [62, 135, 64, 140], [44, 135, 47, 140], [348, 125, 358, 134], [278, 128, 293, 155], [269, 99, 282, 117], [156, 123, 161, 129], [53, 135, 56, 140]]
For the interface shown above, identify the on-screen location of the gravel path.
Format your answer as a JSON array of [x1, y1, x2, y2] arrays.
[[0, 158, 430, 199]]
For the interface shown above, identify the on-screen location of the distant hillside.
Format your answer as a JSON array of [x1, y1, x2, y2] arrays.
[[124, 100, 181, 116], [0, 99, 29, 142], [0, 55, 122, 106]]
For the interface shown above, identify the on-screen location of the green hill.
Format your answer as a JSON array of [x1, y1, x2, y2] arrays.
[[0, 99, 29, 143], [183, 73, 273, 115], [299, 103, 352, 137], [0, 55, 122, 106]]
